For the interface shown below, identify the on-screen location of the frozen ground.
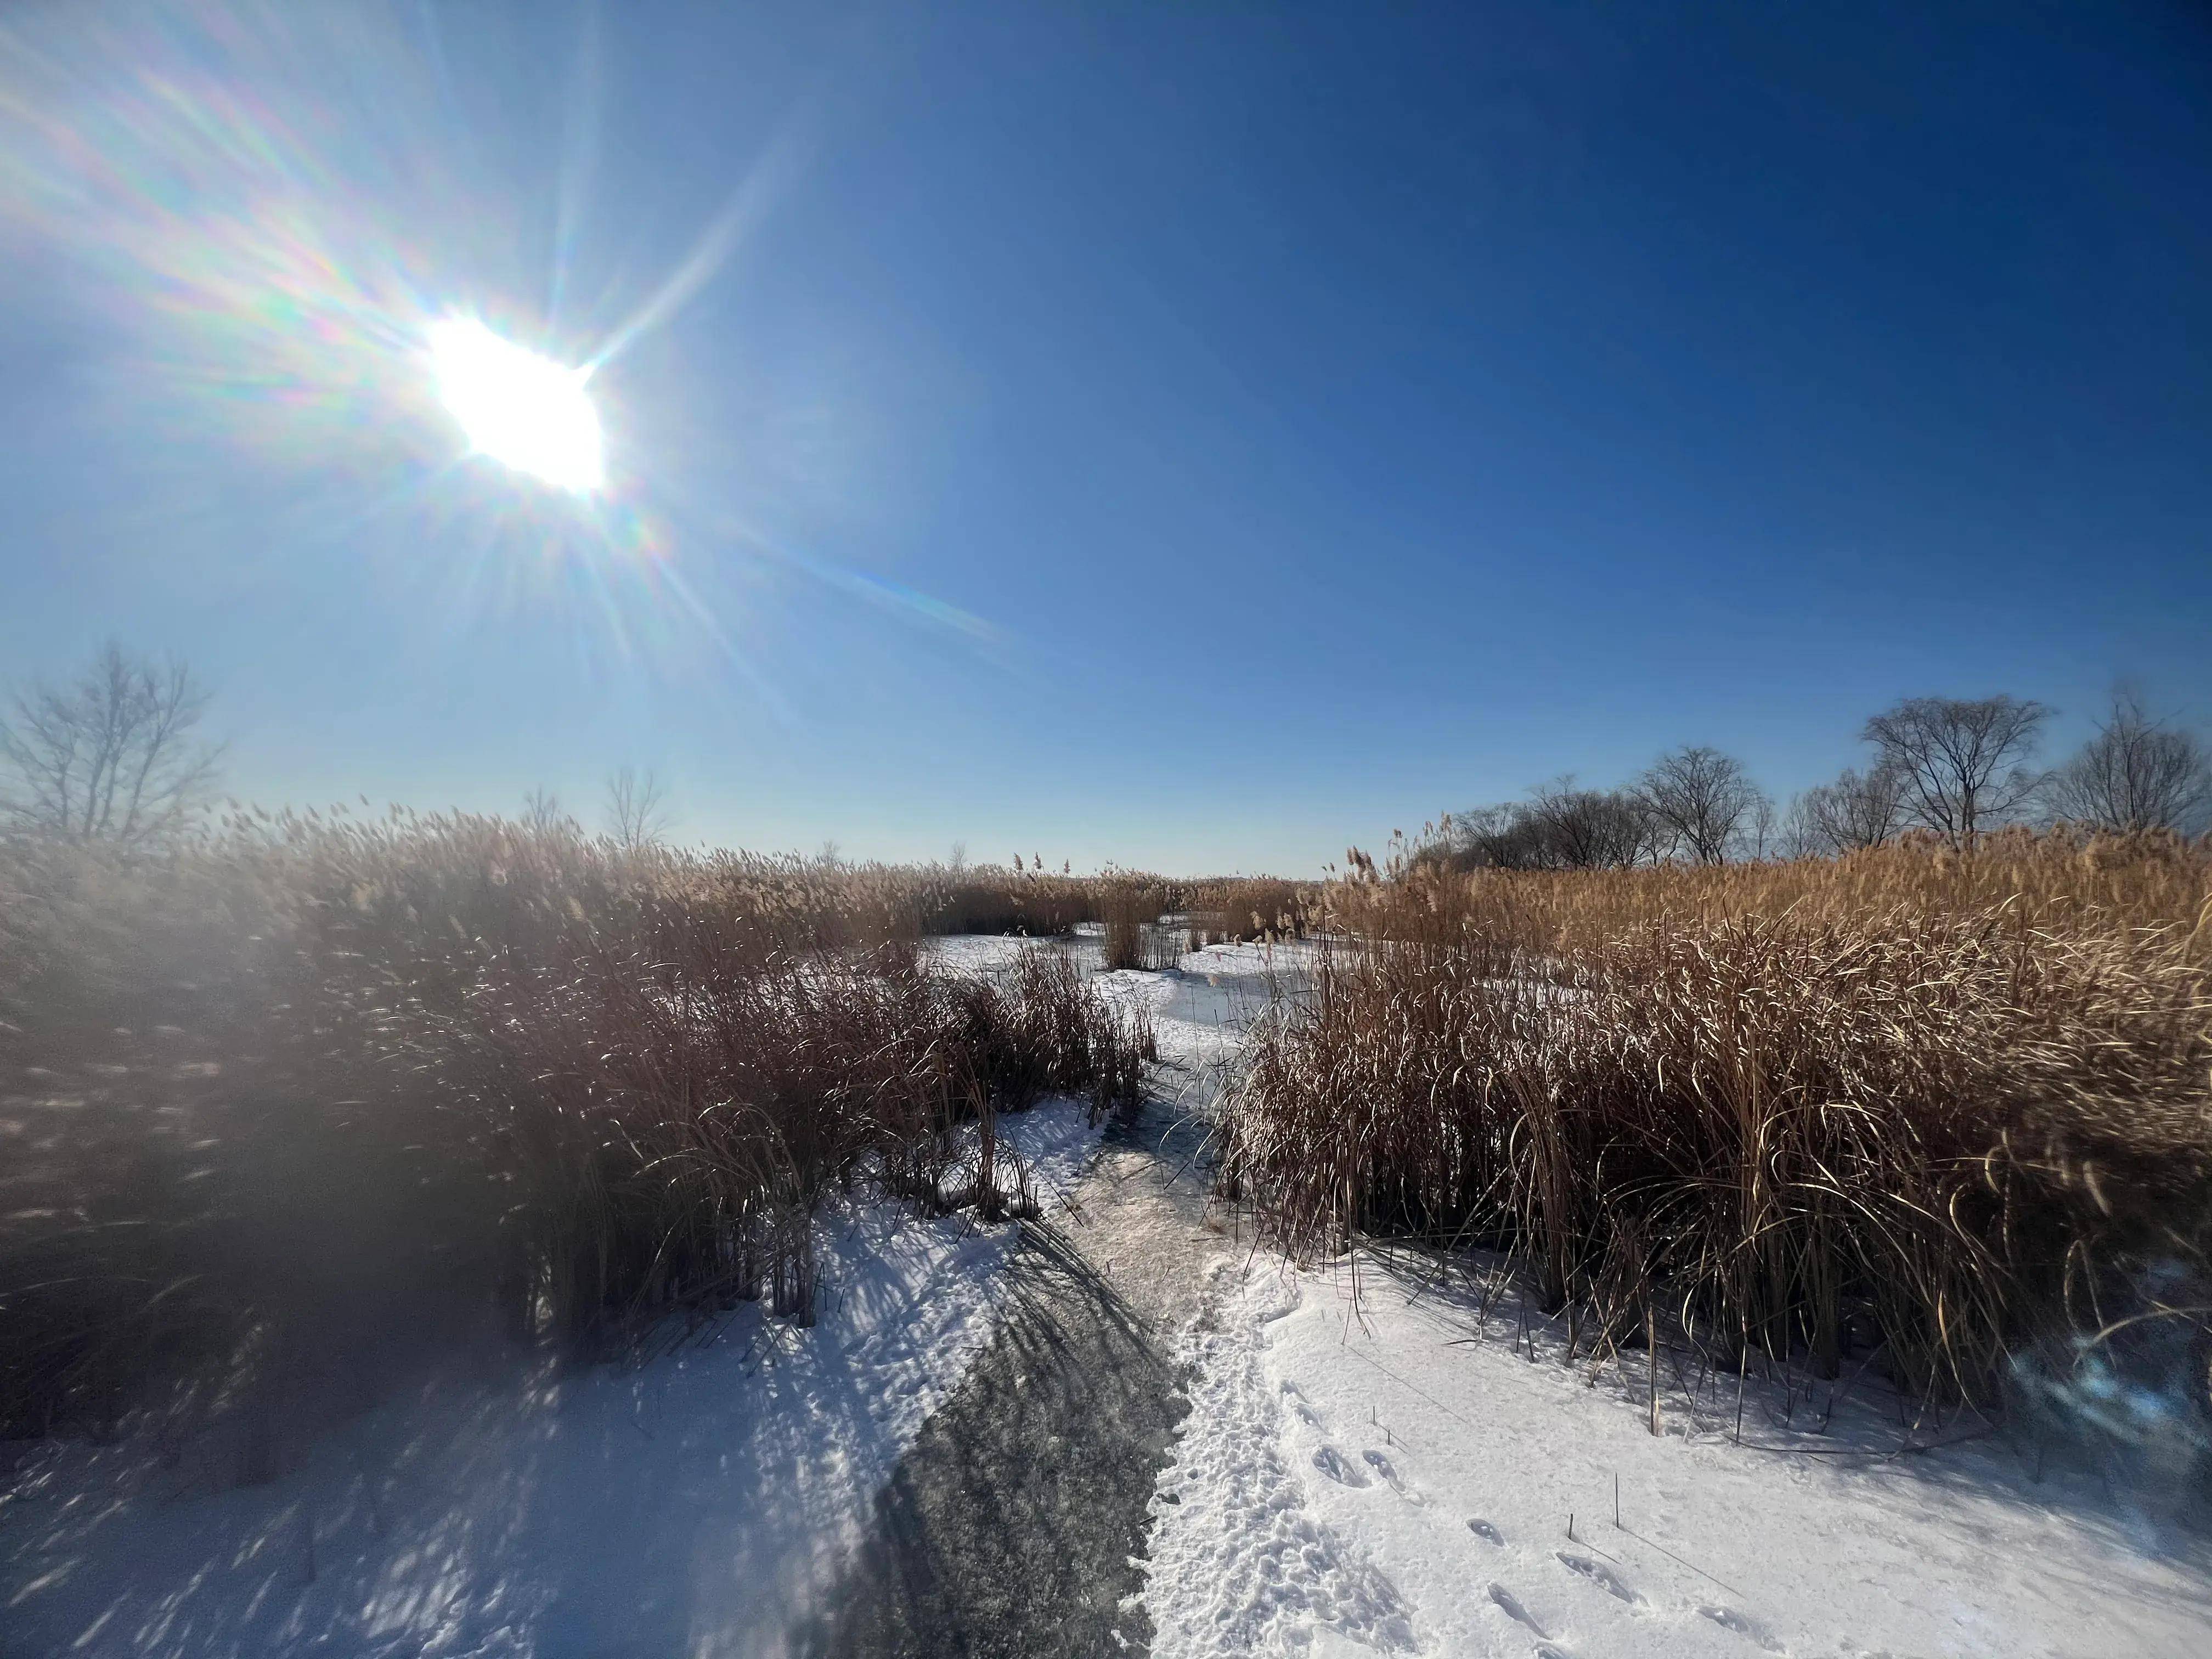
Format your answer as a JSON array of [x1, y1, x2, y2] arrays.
[[0, 1100, 1103, 1659], [1142, 1250, 2212, 1659]]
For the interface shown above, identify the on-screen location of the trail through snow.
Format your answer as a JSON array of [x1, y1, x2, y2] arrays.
[[1142, 1256, 2212, 1659]]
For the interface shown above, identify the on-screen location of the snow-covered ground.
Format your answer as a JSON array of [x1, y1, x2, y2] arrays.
[[1142, 1254, 2212, 1659], [0, 1100, 1103, 1659]]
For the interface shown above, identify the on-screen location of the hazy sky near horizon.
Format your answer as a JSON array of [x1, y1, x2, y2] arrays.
[[1, 1, 2207, 874]]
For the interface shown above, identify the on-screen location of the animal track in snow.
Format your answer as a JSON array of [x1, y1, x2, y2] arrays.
[[1466, 1518, 1504, 1546], [1253, 1290, 1302, 1348], [1311, 1445, 1372, 1487], [1280, 1380, 1323, 1428], [1698, 1605, 1784, 1652], [1487, 1583, 1548, 1638], [1361, 1449, 1424, 1504], [1557, 1551, 1643, 1605]]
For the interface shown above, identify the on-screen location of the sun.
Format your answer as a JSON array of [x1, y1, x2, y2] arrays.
[[427, 317, 604, 493]]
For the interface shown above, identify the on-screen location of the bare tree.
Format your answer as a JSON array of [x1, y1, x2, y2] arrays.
[[1523, 780, 1654, 869], [1636, 746, 1765, 864], [1447, 801, 1551, 870], [1861, 695, 2048, 849], [2047, 689, 2211, 834], [603, 765, 672, 851], [0, 642, 223, 845], [1746, 792, 1779, 861], [521, 787, 569, 832], [1791, 764, 1906, 855]]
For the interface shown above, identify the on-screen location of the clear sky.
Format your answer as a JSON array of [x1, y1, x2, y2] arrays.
[[2, 1, 2207, 875]]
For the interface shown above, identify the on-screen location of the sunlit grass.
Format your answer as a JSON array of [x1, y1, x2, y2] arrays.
[[0, 819, 1156, 1437], [1220, 830, 2212, 1406]]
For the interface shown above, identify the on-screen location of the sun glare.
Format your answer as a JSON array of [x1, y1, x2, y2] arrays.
[[428, 318, 604, 493]]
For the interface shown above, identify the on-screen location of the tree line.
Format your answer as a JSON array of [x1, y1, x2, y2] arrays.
[[5, 647, 2209, 866], [1441, 691, 2212, 872], [0, 642, 677, 851]]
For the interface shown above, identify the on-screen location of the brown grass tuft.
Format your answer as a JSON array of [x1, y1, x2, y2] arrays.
[[0, 814, 1153, 1440], [1189, 876, 1315, 947], [1219, 831, 2212, 1404]]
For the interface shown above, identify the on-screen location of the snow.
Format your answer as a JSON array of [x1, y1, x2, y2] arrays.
[[1101, 940, 1317, 1083], [1142, 1251, 2212, 1659], [0, 1099, 1104, 1659]]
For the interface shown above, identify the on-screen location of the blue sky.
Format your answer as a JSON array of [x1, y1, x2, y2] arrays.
[[1, 1, 2207, 875]]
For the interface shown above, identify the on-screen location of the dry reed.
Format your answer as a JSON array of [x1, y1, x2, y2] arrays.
[[1220, 831, 2212, 1405], [0, 812, 1153, 1440], [1189, 876, 1315, 946]]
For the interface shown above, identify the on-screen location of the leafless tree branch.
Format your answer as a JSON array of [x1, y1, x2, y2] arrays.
[[1788, 764, 1907, 855], [2047, 689, 2210, 834], [0, 642, 223, 845], [603, 765, 672, 851], [1861, 695, 2048, 850], [1635, 746, 1765, 864]]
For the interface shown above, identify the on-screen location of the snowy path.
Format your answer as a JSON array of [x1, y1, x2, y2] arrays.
[[1141, 1249, 2212, 1659], [804, 1094, 1226, 1658], [797, 935, 1284, 1657], [776, 934, 1298, 1656]]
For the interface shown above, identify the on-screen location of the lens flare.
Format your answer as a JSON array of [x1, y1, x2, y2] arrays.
[[428, 318, 603, 492], [0, 4, 1000, 692]]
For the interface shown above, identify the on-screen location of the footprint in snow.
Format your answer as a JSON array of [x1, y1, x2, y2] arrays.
[[1557, 1551, 1643, 1605], [1487, 1583, 1547, 1639], [1361, 1449, 1424, 1504], [1311, 1445, 1371, 1487], [1698, 1605, 1785, 1652], [1466, 1518, 1505, 1546], [1533, 1645, 1576, 1659], [1282, 1380, 1324, 1428]]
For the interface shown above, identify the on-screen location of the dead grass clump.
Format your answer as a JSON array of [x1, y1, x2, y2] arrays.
[[0, 814, 1153, 1441], [1190, 876, 1315, 946], [919, 864, 1095, 936], [1100, 873, 1169, 971], [1221, 834, 2212, 1405], [1334, 823, 2212, 960]]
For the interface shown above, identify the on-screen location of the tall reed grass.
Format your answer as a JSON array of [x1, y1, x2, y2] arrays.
[[0, 813, 1153, 1440], [1220, 831, 2212, 1406], [1100, 873, 1184, 971], [1189, 876, 1314, 946]]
